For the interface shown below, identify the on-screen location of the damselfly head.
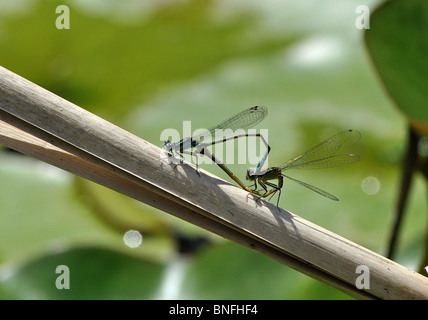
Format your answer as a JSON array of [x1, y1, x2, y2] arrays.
[[250, 106, 260, 112], [163, 140, 173, 155], [246, 169, 255, 181], [249, 105, 266, 113], [247, 166, 267, 179]]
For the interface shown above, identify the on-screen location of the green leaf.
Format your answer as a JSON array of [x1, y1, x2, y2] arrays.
[[0, 247, 165, 299], [365, 0, 428, 133]]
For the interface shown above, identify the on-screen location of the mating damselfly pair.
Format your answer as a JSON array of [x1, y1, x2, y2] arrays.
[[163, 106, 360, 207]]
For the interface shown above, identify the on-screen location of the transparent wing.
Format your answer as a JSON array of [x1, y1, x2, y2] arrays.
[[279, 129, 361, 170], [283, 174, 339, 201], [193, 105, 268, 143]]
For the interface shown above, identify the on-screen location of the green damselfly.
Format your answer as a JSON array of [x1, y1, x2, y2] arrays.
[[246, 129, 361, 206]]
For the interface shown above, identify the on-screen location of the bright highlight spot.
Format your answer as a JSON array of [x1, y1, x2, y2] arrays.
[[361, 176, 380, 195], [285, 36, 343, 67], [123, 230, 142, 248], [153, 257, 188, 299]]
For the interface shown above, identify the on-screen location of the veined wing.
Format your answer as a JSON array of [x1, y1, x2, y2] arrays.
[[283, 174, 339, 201], [192, 105, 268, 144], [279, 129, 361, 170]]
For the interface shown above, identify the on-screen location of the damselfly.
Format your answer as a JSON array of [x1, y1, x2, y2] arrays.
[[163, 106, 271, 184], [245, 129, 361, 206]]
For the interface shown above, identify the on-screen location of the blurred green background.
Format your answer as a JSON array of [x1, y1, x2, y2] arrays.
[[0, 0, 426, 299]]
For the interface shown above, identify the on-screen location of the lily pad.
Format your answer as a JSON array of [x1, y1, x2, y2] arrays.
[[365, 0, 428, 133], [0, 246, 165, 300]]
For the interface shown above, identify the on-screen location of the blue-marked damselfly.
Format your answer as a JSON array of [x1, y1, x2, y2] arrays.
[[163, 106, 271, 188]]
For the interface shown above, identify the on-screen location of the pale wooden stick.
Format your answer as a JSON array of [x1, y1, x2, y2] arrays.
[[0, 66, 427, 299]]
